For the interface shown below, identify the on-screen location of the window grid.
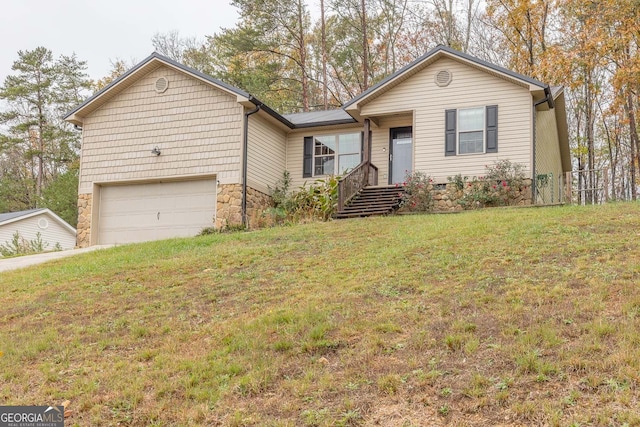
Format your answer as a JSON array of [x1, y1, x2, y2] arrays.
[[458, 107, 485, 155], [313, 133, 361, 176]]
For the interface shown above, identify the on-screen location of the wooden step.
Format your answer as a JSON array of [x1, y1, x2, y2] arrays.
[[334, 185, 405, 219]]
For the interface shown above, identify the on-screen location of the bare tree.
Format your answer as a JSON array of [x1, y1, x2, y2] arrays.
[[152, 30, 202, 63]]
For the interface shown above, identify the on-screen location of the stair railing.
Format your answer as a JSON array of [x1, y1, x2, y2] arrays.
[[337, 161, 378, 213]]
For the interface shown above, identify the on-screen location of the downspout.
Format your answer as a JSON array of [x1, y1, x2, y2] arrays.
[[242, 103, 261, 228], [532, 86, 554, 204]]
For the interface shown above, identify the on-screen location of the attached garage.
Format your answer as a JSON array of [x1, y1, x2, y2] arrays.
[[97, 179, 216, 245]]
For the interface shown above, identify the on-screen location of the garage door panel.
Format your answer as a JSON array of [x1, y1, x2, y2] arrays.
[[98, 179, 216, 244]]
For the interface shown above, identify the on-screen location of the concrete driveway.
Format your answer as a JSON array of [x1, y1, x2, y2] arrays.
[[0, 245, 114, 273]]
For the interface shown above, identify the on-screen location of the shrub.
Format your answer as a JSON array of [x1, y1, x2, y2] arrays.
[[458, 160, 528, 209], [448, 174, 468, 191], [269, 170, 291, 210], [265, 171, 340, 224], [263, 171, 293, 225], [399, 171, 433, 212], [0, 231, 53, 257], [288, 175, 340, 221]]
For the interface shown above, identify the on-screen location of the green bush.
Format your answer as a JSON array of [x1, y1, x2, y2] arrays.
[[399, 171, 433, 212], [288, 175, 340, 221], [458, 160, 528, 209], [0, 231, 54, 257], [265, 171, 340, 224]]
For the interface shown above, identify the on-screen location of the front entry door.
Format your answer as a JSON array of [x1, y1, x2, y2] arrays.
[[389, 127, 413, 184]]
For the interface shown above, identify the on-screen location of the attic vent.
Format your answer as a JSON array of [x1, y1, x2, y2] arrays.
[[154, 77, 169, 94], [435, 70, 452, 87], [38, 218, 49, 229]]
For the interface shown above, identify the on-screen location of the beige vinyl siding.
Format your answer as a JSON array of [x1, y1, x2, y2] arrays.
[[361, 57, 533, 183], [286, 125, 362, 190], [79, 65, 243, 194], [535, 108, 563, 202], [247, 113, 287, 194], [0, 214, 76, 251]]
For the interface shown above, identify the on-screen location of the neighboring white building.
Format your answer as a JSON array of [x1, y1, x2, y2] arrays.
[[0, 208, 77, 254]]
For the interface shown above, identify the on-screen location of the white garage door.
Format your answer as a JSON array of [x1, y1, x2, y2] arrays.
[[98, 179, 216, 244]]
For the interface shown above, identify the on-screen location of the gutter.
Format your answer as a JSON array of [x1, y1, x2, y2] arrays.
[[248, 95, 357, 129], [290, 119, 357, 128], [531, 85, 555, 204], [242, 103, 261, 228], [248, 95, 295, 129]]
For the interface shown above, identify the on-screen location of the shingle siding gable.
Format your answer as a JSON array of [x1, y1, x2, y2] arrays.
[[79, 65, 244, 194]]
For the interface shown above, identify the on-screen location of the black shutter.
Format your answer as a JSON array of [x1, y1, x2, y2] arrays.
[[445, 109, 457, 156], [486, 105, 498, 153], [303, 136, 313, 178]]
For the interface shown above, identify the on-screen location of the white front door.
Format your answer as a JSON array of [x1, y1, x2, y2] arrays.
[[389, 127, 413, 184]]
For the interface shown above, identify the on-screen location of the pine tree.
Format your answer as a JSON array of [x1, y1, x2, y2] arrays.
[[0, 47, 91, 219]]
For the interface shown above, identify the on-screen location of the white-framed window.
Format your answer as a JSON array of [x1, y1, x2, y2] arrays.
[[458, 107, 485, 154], [313, 132, 361, 176], [444, 105, 497, 156]]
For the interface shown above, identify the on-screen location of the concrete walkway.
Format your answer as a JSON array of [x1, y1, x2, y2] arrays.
[[0, 245, 114, 273]]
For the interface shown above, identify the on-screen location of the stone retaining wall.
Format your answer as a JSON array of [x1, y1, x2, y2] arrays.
[[403, 179, 533, 213]]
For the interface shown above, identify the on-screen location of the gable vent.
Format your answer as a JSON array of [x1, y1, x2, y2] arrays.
[[435, 70, 452, 87], [154, 77, 169, 93]]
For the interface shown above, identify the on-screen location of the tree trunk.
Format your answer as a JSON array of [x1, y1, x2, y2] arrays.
[[36, 85, 45, 200], [297, 0, 309, 112], [320, 0, 328, 110], [361, 0, 369, 90], [627, 93, 639, 200], [585, 72, 595, 204]]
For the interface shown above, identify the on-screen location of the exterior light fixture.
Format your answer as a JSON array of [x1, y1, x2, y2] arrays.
[[151, 146, 161, 156]]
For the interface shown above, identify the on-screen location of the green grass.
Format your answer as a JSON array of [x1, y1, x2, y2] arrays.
[[2, 203, 640, 425]]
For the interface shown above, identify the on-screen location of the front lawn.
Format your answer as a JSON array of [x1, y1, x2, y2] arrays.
[[1, 203, 639, 425]]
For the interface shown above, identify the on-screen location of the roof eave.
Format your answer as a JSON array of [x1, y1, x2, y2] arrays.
[[64, 52, 252, 125], [0, 208, 76, 234], [290, 119, 358, 129], [247, 96, 295, 129], [66, 113, 83, 127], [343, 45, 548, 113], [552, 89, 571, 172]]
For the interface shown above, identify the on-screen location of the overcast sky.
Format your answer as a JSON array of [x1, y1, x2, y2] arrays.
[[0, 0, 239, 85]]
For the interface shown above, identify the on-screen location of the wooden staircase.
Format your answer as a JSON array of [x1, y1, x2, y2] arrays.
[[334, 185, 405, 219]]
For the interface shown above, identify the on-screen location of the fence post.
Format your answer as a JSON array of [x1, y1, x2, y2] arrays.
[[565, 171, 572, 204]]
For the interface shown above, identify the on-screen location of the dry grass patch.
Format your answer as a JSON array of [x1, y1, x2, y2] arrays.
[[1, 202, 640, 425]]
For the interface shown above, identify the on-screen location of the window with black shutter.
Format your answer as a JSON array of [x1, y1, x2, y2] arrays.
[[444, 105, 498, 155], [302, 133, 362, 177], [303, 136, 313, 177]]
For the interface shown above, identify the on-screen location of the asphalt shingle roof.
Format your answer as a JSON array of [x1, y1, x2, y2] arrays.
[[283, 109, 356, 126], [0, 208, 45, 224]]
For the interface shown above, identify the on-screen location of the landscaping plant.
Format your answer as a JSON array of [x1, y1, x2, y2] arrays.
[[399, 171, 434, 212]]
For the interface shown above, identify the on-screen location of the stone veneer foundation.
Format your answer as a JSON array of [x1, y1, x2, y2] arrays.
[[215, 184, 273, 229], [76, 193, 92, 248], [424, 179, 533, 212]]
